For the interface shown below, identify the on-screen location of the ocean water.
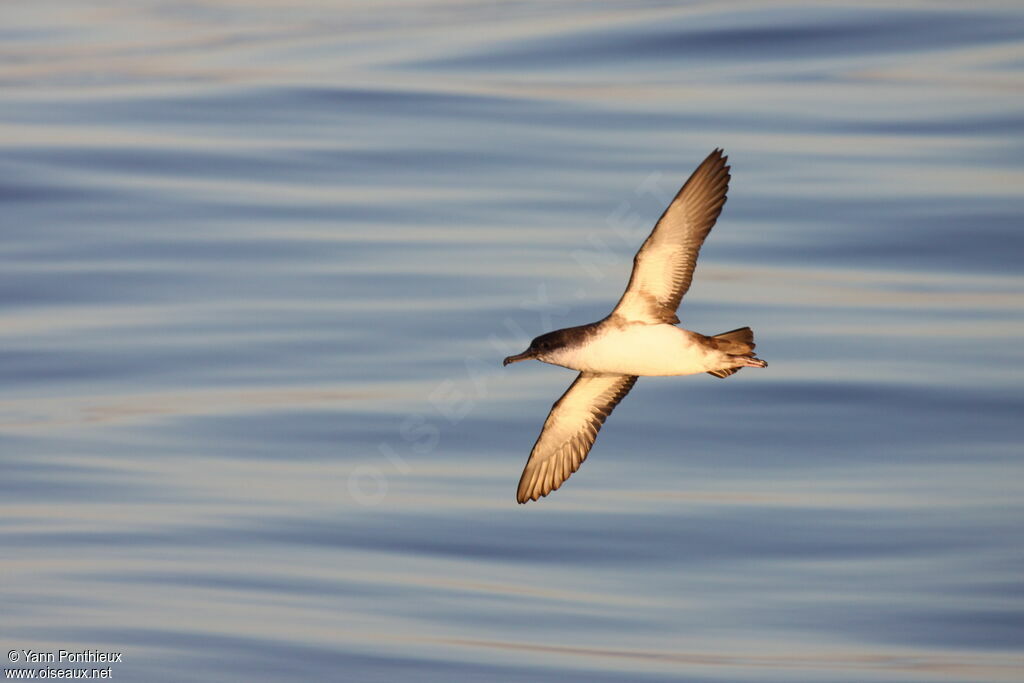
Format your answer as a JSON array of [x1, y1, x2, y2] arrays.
[[2, 1, 1023, 681]]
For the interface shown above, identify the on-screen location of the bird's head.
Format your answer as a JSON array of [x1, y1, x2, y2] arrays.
[[502, 330, 564, 366]]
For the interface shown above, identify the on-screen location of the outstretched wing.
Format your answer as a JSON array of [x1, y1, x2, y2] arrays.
[[611, 149, 730, 324], [517, 372, 637, 503]]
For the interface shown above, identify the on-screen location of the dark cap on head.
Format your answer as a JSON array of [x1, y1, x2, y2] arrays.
[[501, 325, 593, 366]]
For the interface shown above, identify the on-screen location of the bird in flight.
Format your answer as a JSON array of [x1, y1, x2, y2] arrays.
[[503, 149, 767, 503]]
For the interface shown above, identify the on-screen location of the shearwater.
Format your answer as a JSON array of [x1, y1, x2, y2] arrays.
[[503, 149, 767, 504]]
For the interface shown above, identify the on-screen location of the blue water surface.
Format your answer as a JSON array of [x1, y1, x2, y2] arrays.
[[2, 2, 1023, 681]]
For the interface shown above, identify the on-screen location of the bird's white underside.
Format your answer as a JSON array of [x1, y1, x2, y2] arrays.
[[541, 322, 717, 376]]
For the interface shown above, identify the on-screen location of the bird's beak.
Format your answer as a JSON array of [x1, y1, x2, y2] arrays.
[[503, 350, 535, 366]]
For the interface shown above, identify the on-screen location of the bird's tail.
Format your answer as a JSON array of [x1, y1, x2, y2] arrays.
[[707, 327, 760, 378]]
